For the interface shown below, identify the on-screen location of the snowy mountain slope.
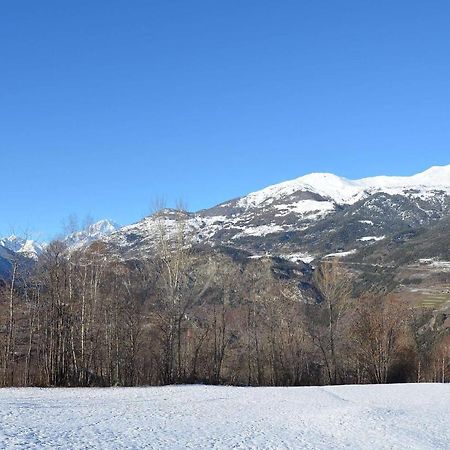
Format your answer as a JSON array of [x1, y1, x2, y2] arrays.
[[0, 241, 38, 280], [4, 165, 448, 275], [0, 220, 118, 276], [97, 164, 450, 265], [235, 164, 450, 208], [0, 235, 45, 260], [198, 165, 450, 247], [0, 235, 45, 278], [64, 219, 119, 250]]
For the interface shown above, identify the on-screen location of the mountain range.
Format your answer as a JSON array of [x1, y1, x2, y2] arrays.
[[2, 164, 450, 307], [97, 165, 450, 263]]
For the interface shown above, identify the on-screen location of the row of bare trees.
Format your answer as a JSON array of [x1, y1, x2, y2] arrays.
[[0, 216, 449, 387]]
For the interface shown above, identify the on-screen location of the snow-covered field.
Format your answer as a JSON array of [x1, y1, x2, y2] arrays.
[[0, 384, 449, 449]]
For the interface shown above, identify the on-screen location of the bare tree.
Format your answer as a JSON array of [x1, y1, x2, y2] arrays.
[[350, 294, 410, 384], [306, 258, 352, 384]]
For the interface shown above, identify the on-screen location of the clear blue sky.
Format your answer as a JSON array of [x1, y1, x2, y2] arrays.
[[1, 1, 450, 239]]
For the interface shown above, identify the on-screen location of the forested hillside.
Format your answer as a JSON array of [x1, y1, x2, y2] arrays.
[[1, 213, 449, 387]]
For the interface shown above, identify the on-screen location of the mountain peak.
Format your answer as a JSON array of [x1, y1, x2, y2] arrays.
[[413, 164, 450, 184], [237, 171, 362, 208], [236, 164, 450, 209], [85, 219, 119, 235], [64, 219, 119, 251], [0, 235, 44, 260]]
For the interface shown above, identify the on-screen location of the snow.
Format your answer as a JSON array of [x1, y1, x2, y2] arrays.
[[0, 220, 118, 260], [325, 249, 357, 258], [418, 258, 450, 271], [66, 165, 450, 256], [0, 384, 449, 449], [65, 219, 120, 251], [282, 252, 316, 264], [237, 164, 450, 208], [274, 200, 335, 217], [0, 235, 44, 259], [359, 164, 450, 191], [358, 236, 385, 242], [233, 224, 285, 238], [237, 173, 365, 207]]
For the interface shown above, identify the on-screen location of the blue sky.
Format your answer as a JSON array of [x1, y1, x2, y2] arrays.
[[1, 1, 450, 239]]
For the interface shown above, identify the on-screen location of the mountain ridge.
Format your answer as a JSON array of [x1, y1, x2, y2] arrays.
[[89, 164, 450, 269], [2, 164, 450, 310], [2, 164, 450, 266]]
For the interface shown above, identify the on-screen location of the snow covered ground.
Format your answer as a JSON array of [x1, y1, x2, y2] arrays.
[[0, 384, 449, 449]]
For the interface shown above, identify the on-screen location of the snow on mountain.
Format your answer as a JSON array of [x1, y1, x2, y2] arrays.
[[101, 210, 206, 257], [0, 236, 45, 260], [360, 164, 450, 188], [64, 219, 120, 250], [0, 236, 44, 278], [0, 220, 118, 272], [357, 236, 386, 242], [98, 164, 450, 263], [236, 172, 365, 208], [236, 164, 450, 209], [4, 165, 447, 266]]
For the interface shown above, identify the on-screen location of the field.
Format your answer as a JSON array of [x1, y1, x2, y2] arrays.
[[0, 384, 449, 449], [421, 291, 450, 309]]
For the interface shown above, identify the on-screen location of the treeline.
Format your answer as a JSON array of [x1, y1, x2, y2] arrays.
[[0, 220, 449, 387]]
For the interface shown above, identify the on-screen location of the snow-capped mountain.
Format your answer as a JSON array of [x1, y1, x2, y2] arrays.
[[99, 165, 450, 261], [0, 220, 118, 262], [0, 236, 45, 260], [0, 220, 119, 279], [2, 164, 450, 304], [237, 165, 450, 208], [2, 164, 450, 275], [0, 236, 42, 279], [98, 164, 450, 264], [64, 219, 120, 250]]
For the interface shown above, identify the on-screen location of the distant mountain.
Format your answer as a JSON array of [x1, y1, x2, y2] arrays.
[[0, 238, 38, 280], [0, 235, 44, 279], [5, 165, 449, 264], [0, 220, 119, 279], [98, 164, 450, 260], [81, 164, 448, 308], [0, 235, 45, 260], [2, 165, 450, 305], [63, 219, 120, 250]]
